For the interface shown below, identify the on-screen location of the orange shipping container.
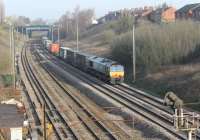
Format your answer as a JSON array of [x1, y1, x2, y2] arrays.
[[50, 43, 60, 54]]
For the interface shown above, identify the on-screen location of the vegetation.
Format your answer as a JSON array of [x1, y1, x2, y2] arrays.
[[109, 16, 134, 34], [111, 20, 200, 71], [0, 24, 23, 87], [0, 25, 12, 74], [60, 12, 200, 110], [58, 7, 95, 40], [1, 75, 13, 87], [102, 30, 115, 44], [107, 18, 200, 110]]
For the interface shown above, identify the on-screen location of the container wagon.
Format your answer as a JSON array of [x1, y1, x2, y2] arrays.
[[42, 37, 48, 46], [44, 40, 52, 50], [50, 43, 60, 55], [59, 47, 68, 59], [75, 52, 92, 71], [66, 49, 78, 66]]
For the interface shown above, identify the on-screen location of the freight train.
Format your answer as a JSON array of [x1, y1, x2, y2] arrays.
[[41, 37, 124, 84]]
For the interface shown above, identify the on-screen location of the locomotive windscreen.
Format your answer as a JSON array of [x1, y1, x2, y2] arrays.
[[110, 65, 124, 72]]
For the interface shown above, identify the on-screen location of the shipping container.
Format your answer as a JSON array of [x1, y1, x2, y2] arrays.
[[50, 43, 60, 55], [66, 49, 77, 65], [75, 52, 92, 70], [45, 40, 52, 50], [59, 47, 71, 59]]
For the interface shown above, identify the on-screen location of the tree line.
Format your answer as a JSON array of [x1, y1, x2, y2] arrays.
[[57, 6, 95, 39]]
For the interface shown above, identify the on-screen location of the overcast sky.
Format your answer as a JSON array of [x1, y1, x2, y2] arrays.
[[4, 0, 200, 20]]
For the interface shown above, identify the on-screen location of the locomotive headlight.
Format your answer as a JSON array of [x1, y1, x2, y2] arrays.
[[110, 71, 124, 78]]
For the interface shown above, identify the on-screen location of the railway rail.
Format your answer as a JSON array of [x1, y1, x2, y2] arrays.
[[24, 42, 132, 139], [21, 46, 77, 140], [33, 44, 133, 140], [37, 45, 190, 139]]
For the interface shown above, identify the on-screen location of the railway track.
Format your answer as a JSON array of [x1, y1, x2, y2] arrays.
[[115, 82, 200, 139], [21, 45, 77, 140], [33, 44, 132, 139], [26, 42, 131, 139], [37, 46, 190, 139], [21, 80, 41, 126]]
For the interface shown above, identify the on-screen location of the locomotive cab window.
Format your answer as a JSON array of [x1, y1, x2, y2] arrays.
[[89, 61, 93, 67], [110, 65, 124, 72]]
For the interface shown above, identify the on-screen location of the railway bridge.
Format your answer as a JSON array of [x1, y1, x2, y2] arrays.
[[16, 25, 59, 41]]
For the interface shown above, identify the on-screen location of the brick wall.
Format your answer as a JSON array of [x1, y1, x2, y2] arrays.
[[162, 7, 176, 22]]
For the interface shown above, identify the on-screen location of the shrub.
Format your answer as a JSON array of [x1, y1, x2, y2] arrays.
[[116, 16, 134, 34], [111, 20, 200, 71], [111, 32, 132, 65], [102, 30, 115, 44], [1, 75, 13, 87]]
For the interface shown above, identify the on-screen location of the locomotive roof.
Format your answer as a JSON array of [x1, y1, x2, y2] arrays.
[[88, 56, 119, 66], [45, 40, 52, 43], [67, 49, 79, 53], [76, 51, 93, 57], [42, 37, 48, 39], [60, 47, 72, 50]]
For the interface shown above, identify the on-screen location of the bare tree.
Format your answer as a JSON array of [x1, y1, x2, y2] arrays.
[[14, 16, 31, 26], [31, 18, 46, 25], [0, 0, 5, 24], [58, 7, 95, 39], [59, 11, 71, 35]]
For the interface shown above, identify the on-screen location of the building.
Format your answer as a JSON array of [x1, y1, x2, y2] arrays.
[[97, 7, 154, 24], [176, 3, 200, 20], [192, 6, 200, 20], [131, 6, 154, 19], [105, 11, 121, 21], [97, 11, 121, 24], [149, 7, 176, 23], [0, 104, 24, 140]]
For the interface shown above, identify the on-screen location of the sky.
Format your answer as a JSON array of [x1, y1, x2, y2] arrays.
[[4, 0, 200, 21]]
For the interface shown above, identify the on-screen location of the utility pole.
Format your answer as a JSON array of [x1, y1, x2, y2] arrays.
[[132, 24, 136, 82], [51, 26, 54, 43], [9, 25, 12, 78], [16, 27, 18, 41], [25, 28, 28, 40], [58, 26, 60, 43], [10, 25, 16, 90], [43, 104, 47, 140], [66, 20, 69, 33], [76, 9, 79, 52]]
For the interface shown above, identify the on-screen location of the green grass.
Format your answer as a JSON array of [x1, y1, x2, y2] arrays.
[[1, 74, 13, 87]]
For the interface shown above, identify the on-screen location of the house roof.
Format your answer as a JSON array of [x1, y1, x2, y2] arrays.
[[0, 104, 24, 128], [141, 9, 153, 17], [151, 7, 175, 15], [192, 5, 200, 11], [176, 3, 200, 13]]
